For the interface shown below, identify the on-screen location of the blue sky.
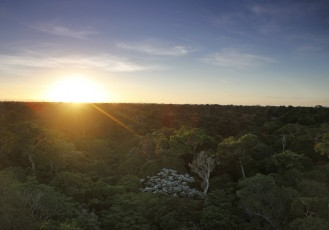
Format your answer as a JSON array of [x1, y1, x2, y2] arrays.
[[0, 0, 329, 106]]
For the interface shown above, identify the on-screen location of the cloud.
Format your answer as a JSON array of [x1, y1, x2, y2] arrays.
[[296, 45, 321, 53], [247, 2, 325, 33], [0, 53, 156, 74], [203, 48, 276, 69], [33, 22, 98, 39], [117, 40, 190, 56]]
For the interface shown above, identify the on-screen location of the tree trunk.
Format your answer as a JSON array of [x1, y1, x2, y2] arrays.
[[203, 174, 210, 195], [281, 134, 286, 153], [28, 152, 36, 177], [239, 157, 246, 179], [193, 144, 197, 153]]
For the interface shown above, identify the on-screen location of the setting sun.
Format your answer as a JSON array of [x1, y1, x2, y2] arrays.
[[45, 76, 110, 103]]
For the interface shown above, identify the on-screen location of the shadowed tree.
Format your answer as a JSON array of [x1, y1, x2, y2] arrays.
[[237, 174, 298, 229], [17, 177, 76, 223], [170, 126, 212, 155], [315, 133, 329, 157], [14, 122, 46, 177], [271, 150, 307, 173], [289, 216, 329, 230], [217, 134, 260, 179], [138, 133, 156, 159], [0, 169, 37, 230], [201, 189, 240, 230], [0, 121, 83, 178]]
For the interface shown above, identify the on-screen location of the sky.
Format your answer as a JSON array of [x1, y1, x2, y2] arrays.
[[0, 0, 329, 106]]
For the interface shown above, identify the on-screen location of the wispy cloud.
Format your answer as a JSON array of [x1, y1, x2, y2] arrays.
[[249, 4, 276, 16], [203, 48, 276, 69], [296, 45, 321, 53], [117, 39, 191, 56], [33, 22, 98, 39], [248, 2, 318, 19], [247, 2, 324, 35], [0, 53, 157, 74]]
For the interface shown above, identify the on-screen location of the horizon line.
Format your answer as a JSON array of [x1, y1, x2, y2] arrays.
[[0, 100, 327, 108]]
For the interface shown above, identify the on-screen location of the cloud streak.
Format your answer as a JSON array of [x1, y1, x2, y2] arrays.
[[203, 48, 276, 69], [33, 23, 98, 39], [0, 53, 156, 73], [117, 40, 190, 56]]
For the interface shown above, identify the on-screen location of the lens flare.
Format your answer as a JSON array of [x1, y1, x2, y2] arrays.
[[45, 76, 109, 103]]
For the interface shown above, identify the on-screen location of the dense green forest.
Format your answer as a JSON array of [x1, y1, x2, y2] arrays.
[[1, 102, 329, 230]]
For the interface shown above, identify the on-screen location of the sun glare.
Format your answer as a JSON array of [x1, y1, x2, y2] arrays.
[[45, 76, 109, 103]]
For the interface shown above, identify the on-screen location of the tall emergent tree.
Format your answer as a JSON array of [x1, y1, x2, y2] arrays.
[[189, 151, 215, 195]]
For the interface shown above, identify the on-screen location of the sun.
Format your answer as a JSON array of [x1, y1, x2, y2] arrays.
[[45, 76, 110, 103]]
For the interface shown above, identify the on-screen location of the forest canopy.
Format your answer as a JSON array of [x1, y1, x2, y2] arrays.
[[0, 102, 329, 230]]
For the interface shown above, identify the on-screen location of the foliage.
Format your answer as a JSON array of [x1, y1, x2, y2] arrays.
[[0, 168, 77, 229], [100, 192, 158, 229], [18, 177, 76, 222], [237, 174, 297, 229], [217, 134, 261, 179], [117, 175, 141, 193], [290, 197, 329, 219], [0, 169, 38, 230], [1, 102, 329, 229], [271, 150, 307, 172], [201, 189, 240, 229], [140, 168, 200, 197], [289, 216, 329, 230], [169, 126, 214, 155], [315, 133, 329, 157], [50, 172, 93, 201], [297, 179, 329, 198]]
